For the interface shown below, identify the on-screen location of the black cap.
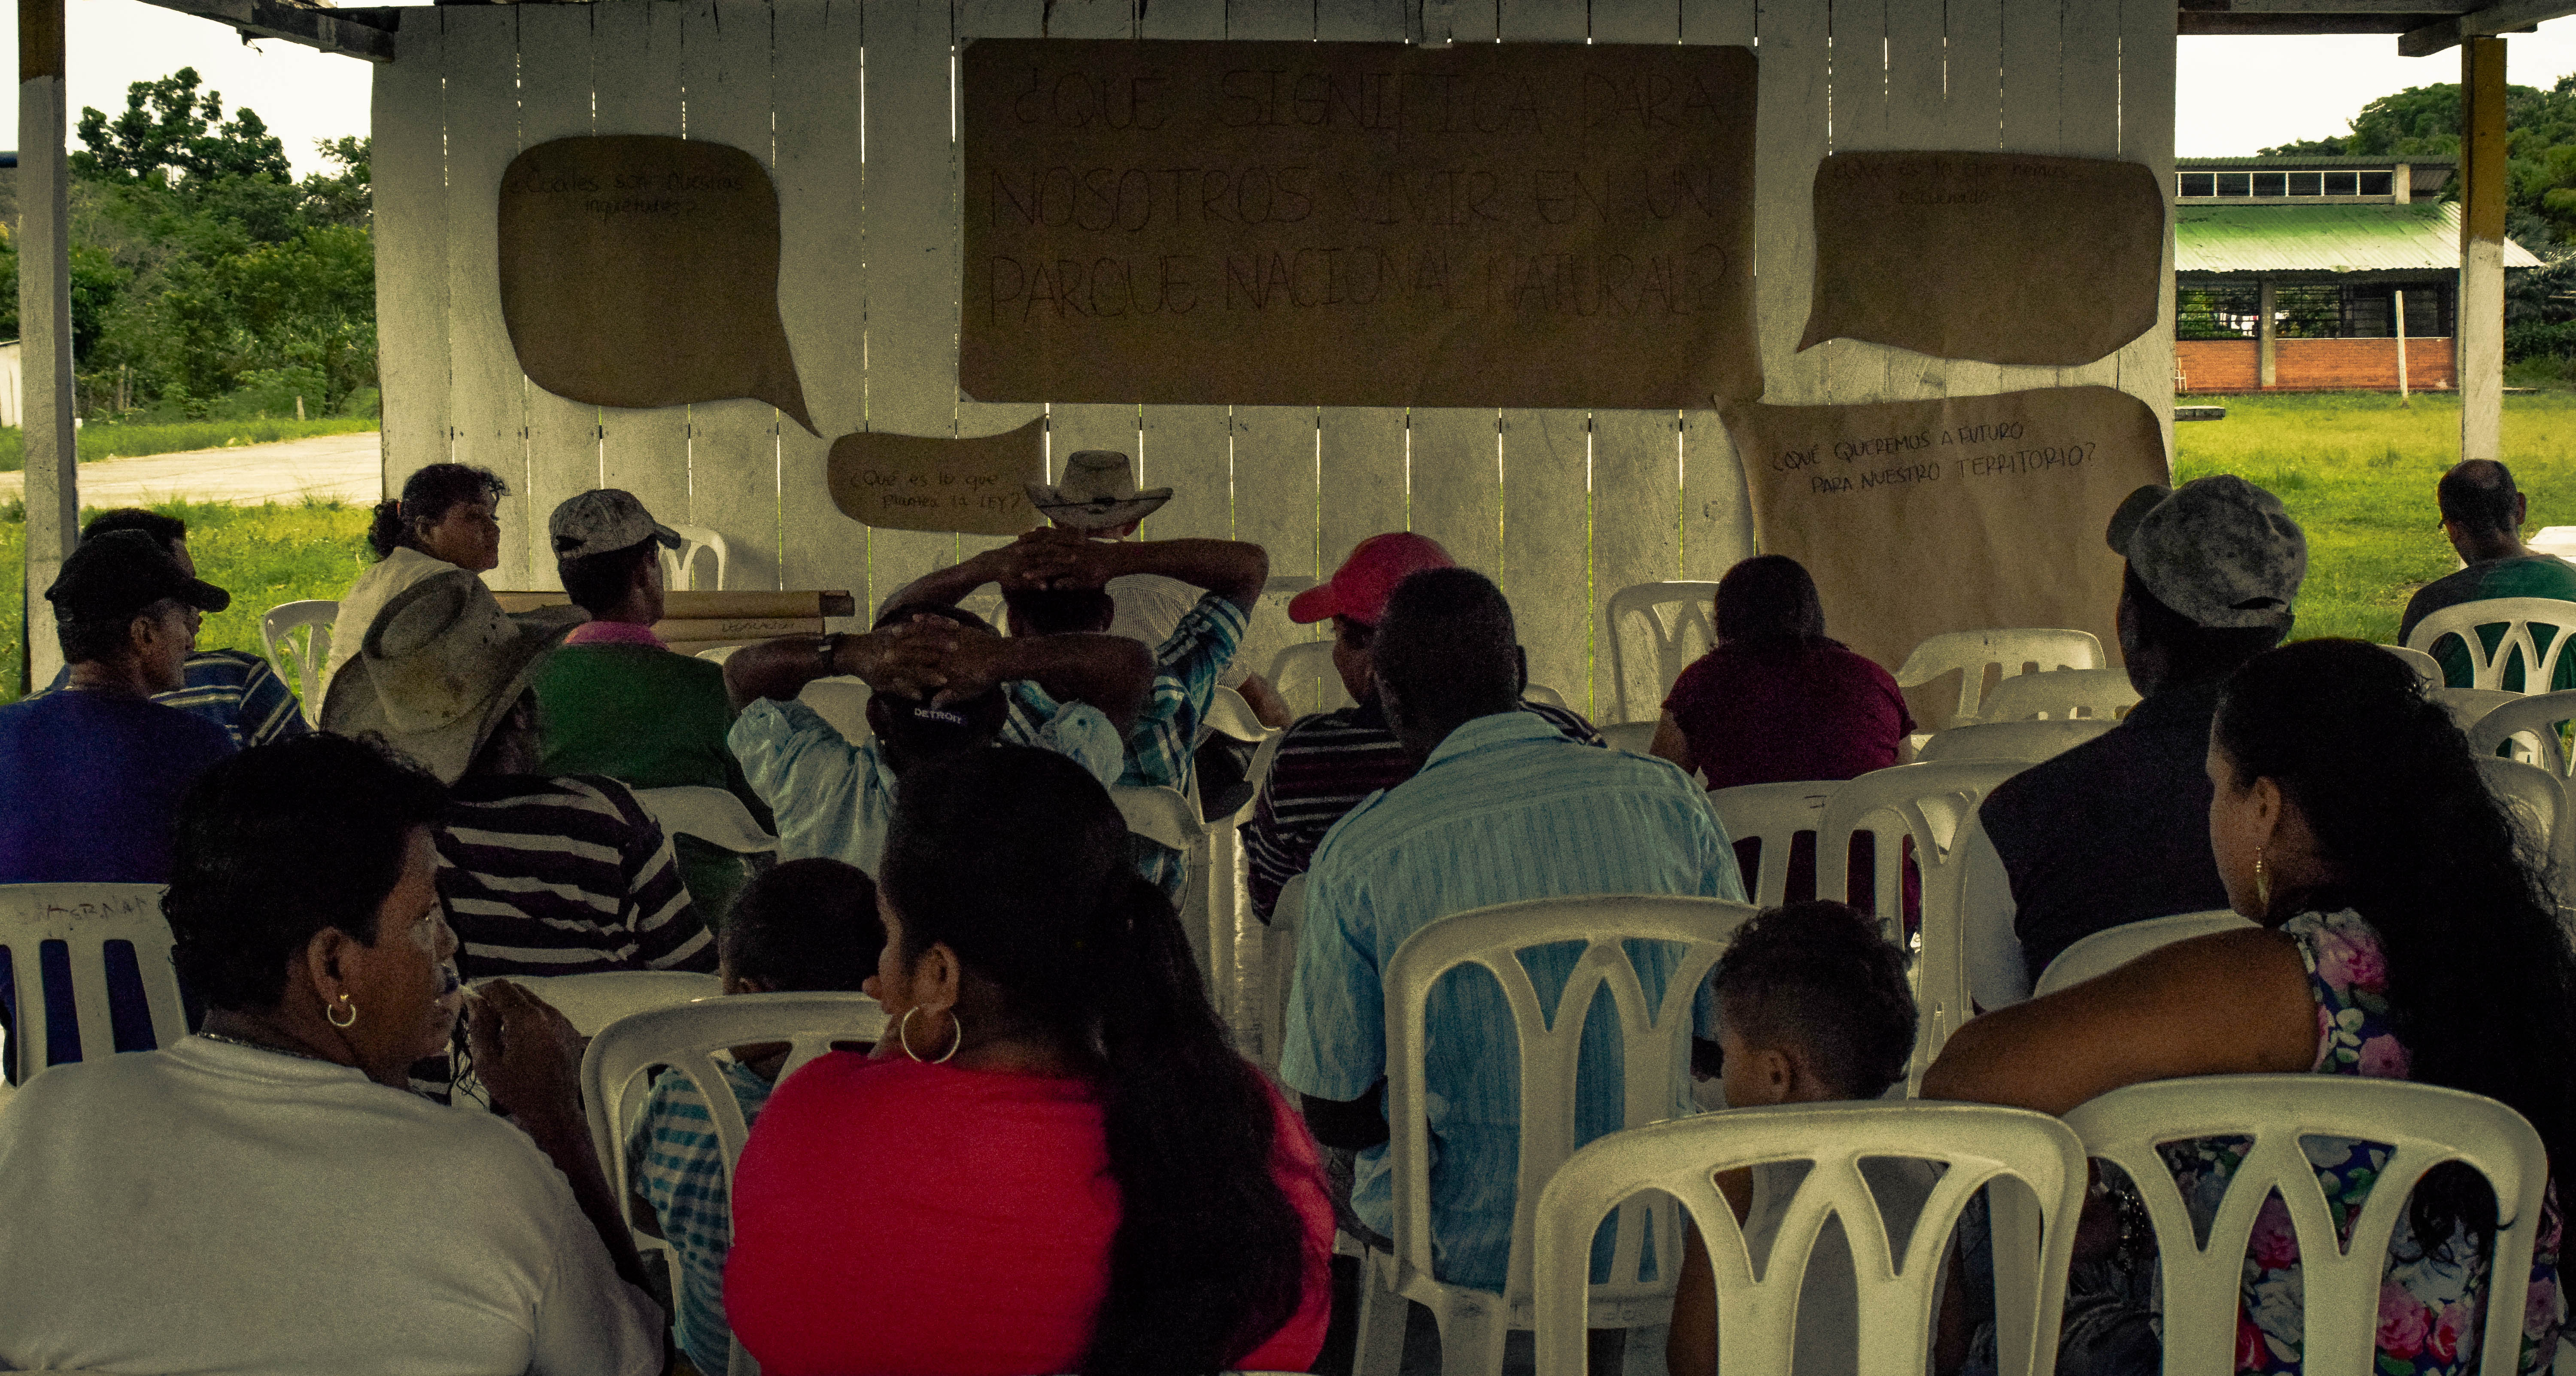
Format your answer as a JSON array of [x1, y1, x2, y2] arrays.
[[46, 529, 232, 625]]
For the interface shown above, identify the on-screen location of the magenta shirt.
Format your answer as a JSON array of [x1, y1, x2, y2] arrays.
[[1663, 641, 1915, 790], [562, 620, 666, 649]]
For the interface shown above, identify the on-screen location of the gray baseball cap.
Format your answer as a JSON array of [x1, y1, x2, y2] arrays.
[[2105, 476, 2306, 629], [549, 489, 683, 560]]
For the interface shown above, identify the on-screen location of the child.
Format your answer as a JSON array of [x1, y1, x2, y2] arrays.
[[626, 858, 884, 1376], [1668, 900, 1924, 1376]]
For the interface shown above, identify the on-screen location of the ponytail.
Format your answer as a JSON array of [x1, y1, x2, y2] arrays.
[[373, 464, 510, 563], [365, 498, 405, 560]]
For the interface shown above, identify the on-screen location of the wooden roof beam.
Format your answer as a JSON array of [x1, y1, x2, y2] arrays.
[[2401, 0, 2565, 56], [127, 0, 396, 62]]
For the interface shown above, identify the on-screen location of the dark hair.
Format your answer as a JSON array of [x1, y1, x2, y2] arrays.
[[368, 463, 508, 561], [1715, 555, 1833, 649], [557, 536, 661, 616], [721, 859, 883, 991], [1004, 586, 1117, 635], [881, 747, 1306, 1376], [1373, 567, 1520, 728], [1711, 900, 1915, 1100], [165, 734, 450, 1009], [57, 603, 165, 665], [2122, 564, 2286, 687], [864, 601, 1009, 770], [2215, 638, 2576, 1235], [82, 508, 188, 554], [2438, 459, 2520, 537]]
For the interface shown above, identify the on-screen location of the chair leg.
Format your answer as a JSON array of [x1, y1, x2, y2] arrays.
[[1429, 1295, 1510, 1376], [1618, 1323, 1666, 1376], [1352, 1253, 1412, 1376]]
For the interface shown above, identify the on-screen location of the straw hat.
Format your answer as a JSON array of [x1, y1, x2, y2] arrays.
[[319, 571, 584, 784], [1024, 451, 1172, 530]]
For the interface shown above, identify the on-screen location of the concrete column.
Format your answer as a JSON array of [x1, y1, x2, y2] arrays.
[[2257, 280, 2278, 389], [2461, 36, 2508, 461], [18, 0, 74, 690], [2395, 162, 2412, 205], [2395, 288, 2412, 403]]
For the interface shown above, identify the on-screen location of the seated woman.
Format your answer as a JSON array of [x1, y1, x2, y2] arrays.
[[323, 462, 509, 696], [0, 734, 663, 1375], [1926, 638, 2573, 1376], [724, 745, 1332, 1376]]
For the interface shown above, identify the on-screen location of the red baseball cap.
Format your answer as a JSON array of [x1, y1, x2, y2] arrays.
[[1288, 532, 1456, 626]]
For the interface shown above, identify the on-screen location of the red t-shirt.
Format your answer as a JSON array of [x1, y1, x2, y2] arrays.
[[724, 1053, 1333, 1376], [1662, 641, 1915, 791]]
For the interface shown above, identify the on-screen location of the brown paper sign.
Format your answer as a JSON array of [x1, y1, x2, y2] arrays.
[[1797, 152, 2164, 367], [1724, 386, 2169, 674], [960, 39, 1762, 410], [828, 419, 1046, 536], [498, 135, 818, 435]]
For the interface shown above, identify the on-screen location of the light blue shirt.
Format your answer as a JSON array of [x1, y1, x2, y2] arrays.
[[1279, 710, 1745, 1291], [729, 694, 1123, 875]]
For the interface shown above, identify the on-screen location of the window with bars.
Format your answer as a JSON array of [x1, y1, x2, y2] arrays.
[[2175, 170, 2394, 198], [2177, 285, 2452, 339]]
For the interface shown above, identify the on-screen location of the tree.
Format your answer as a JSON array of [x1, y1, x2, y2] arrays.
[[72, 68, 291, 192]]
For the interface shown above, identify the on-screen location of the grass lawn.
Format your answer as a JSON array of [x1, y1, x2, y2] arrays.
[[0, 499, 374, 702], [2171, 391, 2576, 645], [0, 418, 380, 472]]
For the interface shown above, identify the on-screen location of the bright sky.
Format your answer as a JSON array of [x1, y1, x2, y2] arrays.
[[7, 3, 2576, 174]]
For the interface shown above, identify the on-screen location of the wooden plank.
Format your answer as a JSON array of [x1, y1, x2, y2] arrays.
[[589, 0, 696, 553], [1410, 408, 1501, 579], [372, 11, 448, 500], [516, 3, 607, 592], [1938, 0, 2010, 401], [1133, 0, 1232, 547], [1048, 403, 1145, 497], [2058, 0, 2125, 392], [133, 0, 394, 61], [1817, 0, 1893, 405], [1996, 0, 2065, 400], [1500, 408, 1591, 716], [1677, 0, 1754, 585], [1228, 0, 1313, 41], [2117, 0, 2178, 466], [1869, 0, 1953, 404], [774, 0, 870, 623], [440, 6, 535, 588], [954, 0, 1050, 571], [1498, 0, 1583, 41], [1230, 406, 1319, 583], [683, 0, 788, 590], [1751, 0, 1829, 405], [1591, 408, 1682, 717], [1588, 0, 1675, 44], [1316, 408, 1406, 580], [1316, 0, 1406, 41], [1679, 0, 1752, 45]]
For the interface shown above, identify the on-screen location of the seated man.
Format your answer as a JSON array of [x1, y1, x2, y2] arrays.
[[2398, 458, 2576, 689], [721, 601, 1142, 874], [530, 489, 770, 918], [324, 570, 713, 979], [41, 509, 310, 748], [1279, 567, 1745, 1292], [1242, 532, 1603, 922], [1959, 477, 2302, 1007], [1, 529, 237, 883]]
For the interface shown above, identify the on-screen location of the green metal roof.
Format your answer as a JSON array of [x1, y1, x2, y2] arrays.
[[2174, 200, 2542, 274]]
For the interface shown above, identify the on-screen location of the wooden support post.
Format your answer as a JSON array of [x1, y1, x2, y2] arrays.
[[18, 0, 74, 691], [2396, 289, 2413, 405], [2461, 35, 2508, 461], [2257, 281, 2278, 389]]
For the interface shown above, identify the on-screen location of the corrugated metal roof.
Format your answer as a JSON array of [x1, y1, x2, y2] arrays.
[[2175, 200, 2543, 274], [2177, 155, 2454, 169]]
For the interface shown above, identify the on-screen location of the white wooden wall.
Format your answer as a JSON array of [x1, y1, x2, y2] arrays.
[[372, 0, 2176, 722]]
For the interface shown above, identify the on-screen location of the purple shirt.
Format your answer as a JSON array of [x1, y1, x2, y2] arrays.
[[1662, 641, 1914, 790], [0, 689, 236, 883]]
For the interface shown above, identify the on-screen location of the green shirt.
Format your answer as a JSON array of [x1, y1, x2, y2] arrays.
[[2397, 554, 2576, 690]]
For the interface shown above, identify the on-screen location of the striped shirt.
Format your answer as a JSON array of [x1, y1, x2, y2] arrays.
[[626, 1058, 774, 1376], [1279, 710, 1745, 1291], [1242, 698, 1604, 920], [435, 775, 714, 977], [43, 649, 309, 750]]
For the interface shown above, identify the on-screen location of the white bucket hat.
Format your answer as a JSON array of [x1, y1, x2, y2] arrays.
[[319, 570, 585, 784], [1024, 451, 1172, 530]]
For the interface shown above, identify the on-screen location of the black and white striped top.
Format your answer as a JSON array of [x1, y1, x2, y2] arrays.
[[435, 774, 715, 978]]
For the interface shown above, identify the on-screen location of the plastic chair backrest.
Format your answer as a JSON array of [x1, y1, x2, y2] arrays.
[[1203, 685, 1274, 746], [1111, 783, 1203, 853], [2030, 910, 2254, 998], [2470, 688, 2576, 778], [1915, 719, 2113, 764], [1816, 761, 2030, 1089], [2063, 1075, 2548, 1376], [1894, 629, 2105, 727], [475, 970, 723, 1036], [1603, 581, 1720, 725], [1522, 682, 1567, 708], [796, 678, 873, 744], [1598, 720, 1657, 755], [2478, 756, 2572, 886], [1706, 781, 1838, 910], [1384, 895, 1760, 1306], [2405, 596, 2576, 691], [1966, 668, 2140, 724], [2438, 687, 2527, 733], [260, 598, 339, 725], [2384, 643, 2446, 693], [1530, 1102, 2089, 1376], [631, 786, 778, 856], [1269, 640, 1353, 717], [660, 523, 731, 592], [0, 884, 187, 1088]]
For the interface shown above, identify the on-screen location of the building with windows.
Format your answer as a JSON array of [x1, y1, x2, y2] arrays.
[[2175, 155, 2541, 392]]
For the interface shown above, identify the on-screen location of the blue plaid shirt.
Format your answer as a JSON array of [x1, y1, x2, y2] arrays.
[[44, 649, 308, 750], [626, 1058, 775, 1376]]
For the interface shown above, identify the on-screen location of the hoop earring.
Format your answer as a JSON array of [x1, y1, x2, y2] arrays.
[[327, 993, 359, 1030], [897, 1005, 962, 1064], [2253, 849, 2272, 914]]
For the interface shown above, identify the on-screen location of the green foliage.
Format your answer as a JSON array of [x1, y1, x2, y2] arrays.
[[0, 416, 378, 472], [2263, 77, 2576, 253]]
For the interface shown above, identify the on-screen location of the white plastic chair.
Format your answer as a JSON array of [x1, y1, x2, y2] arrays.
[[472, 969, 723, 1036], [1895, 629, 2104, 730], [2406, 596, 2576, 692], [631, 786, 778, 857], [2385, 643, 2446, 693], [1522, 683, 1567, 709], [2063, 1076, 2549, 1376], [0, 883, 185, 1094], [661, 522, 730, 592], [1598, 721, 1658, 755], [2479, 755, 2573, 887], [1705, 782, 1838, 910], [582, 990, 887, 1376], [2470, 688, 2576, 778], [1356, 894, 1761, 1376], [260, 598, 339, 726], [1531, 1102, 2089, 1376], [1270, 640, 1353, 717], [1602, 581, 1719, 726], [1915, 719, 2113, 764], [1816, 761, 2031, 1093], [1260, 872, 1309, 1069], [2439, 687, 2527, 732], [796, 678, 874, 745], [2030, 910, 2254, 998], [1966, 667, 2140, 724], [1111, 783, 1237, 1015]]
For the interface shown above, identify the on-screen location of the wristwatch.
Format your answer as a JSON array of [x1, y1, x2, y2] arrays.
[[816, 632, 846, 675]]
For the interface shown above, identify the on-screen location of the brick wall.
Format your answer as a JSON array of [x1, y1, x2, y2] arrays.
[[2177, 337, 2455, 392], [2177, 340, 2259, 392]]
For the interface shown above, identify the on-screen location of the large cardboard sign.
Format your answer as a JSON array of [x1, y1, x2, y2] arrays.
[[498, 136, 819, 435], [1725, 387, 2169, 673], [827, 418, 1046, 536], [960, 39, 1762, 410], [1798, 152, 2165, 367]]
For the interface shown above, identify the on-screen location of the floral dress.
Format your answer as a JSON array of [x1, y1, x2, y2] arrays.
[[2158, 909, 2565, 1375]]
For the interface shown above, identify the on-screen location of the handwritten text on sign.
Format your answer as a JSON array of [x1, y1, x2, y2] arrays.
[[828, 419, 1046, 537], [960, 40, 1761, 410]]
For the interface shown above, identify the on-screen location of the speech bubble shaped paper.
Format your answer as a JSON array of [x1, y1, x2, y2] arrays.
[[1796, 152, 2164, 367], [828, 418, 1046, 536], [498, 136, 817, 435]]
